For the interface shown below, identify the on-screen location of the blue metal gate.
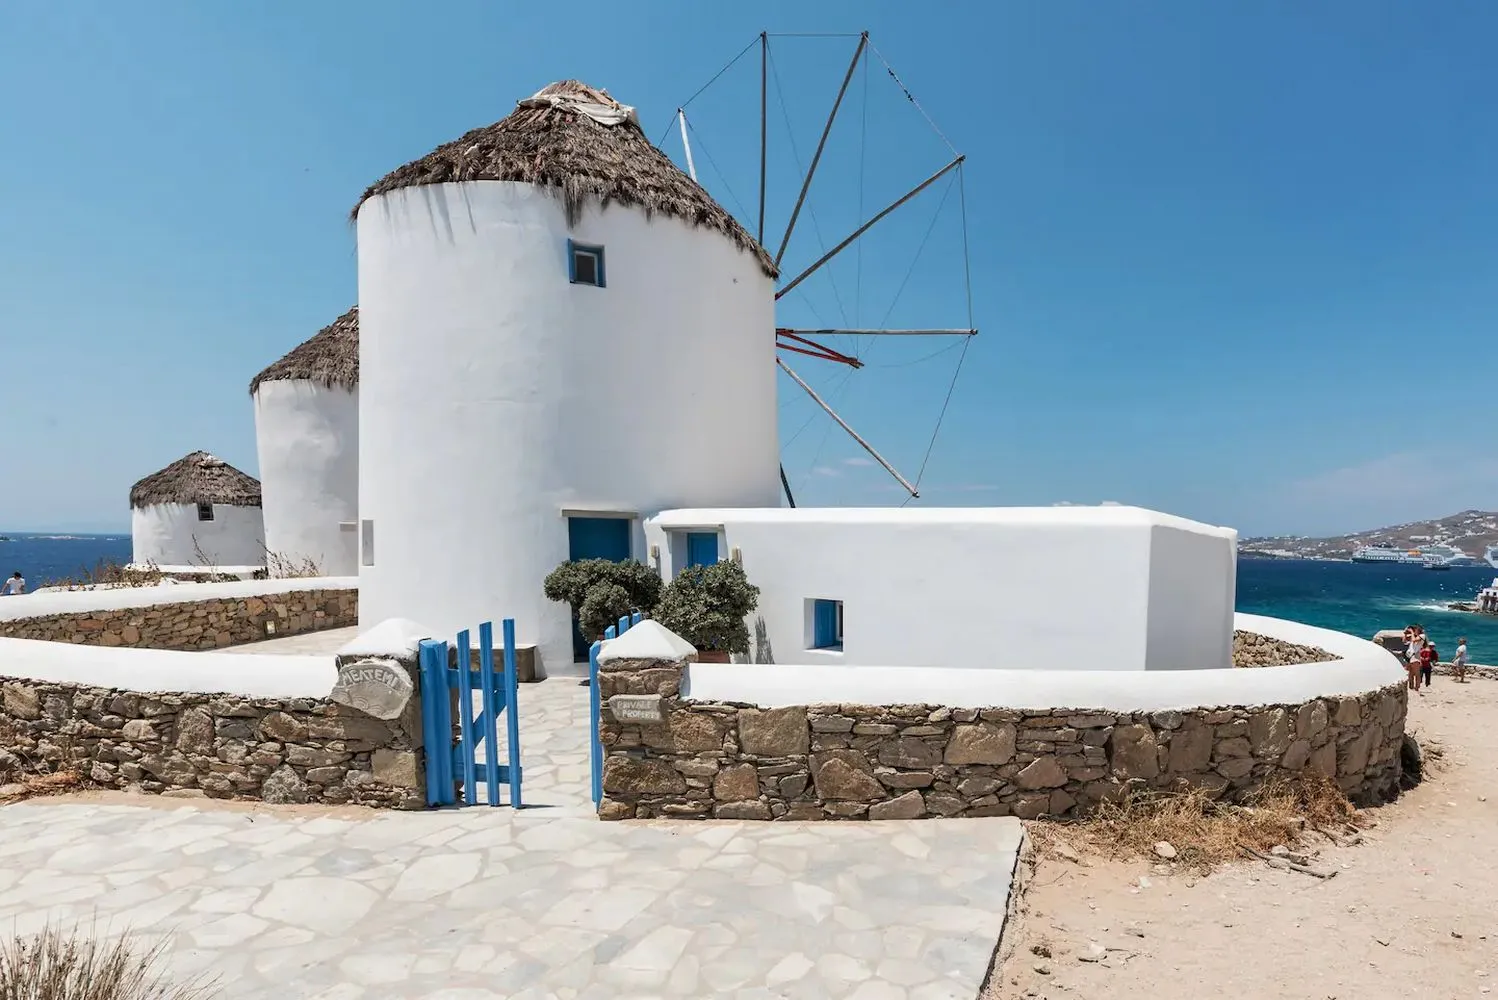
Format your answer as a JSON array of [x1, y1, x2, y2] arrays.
[[419, 619, 523, 808], [589, 612, 644, 805]]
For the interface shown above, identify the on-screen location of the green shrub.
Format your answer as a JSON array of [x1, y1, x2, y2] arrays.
[[653, 560, 760, 654], [578, 582, 634, 643], [543, 559, 661, 641]]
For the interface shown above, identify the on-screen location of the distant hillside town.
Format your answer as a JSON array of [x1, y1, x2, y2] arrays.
[[1241, 509, 1498, 567]]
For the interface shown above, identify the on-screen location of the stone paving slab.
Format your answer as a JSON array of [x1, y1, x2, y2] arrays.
[[0, 798, 1020, 999]]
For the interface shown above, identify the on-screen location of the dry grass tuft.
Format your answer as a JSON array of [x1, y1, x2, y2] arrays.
[[1029, 774, 1362, 872], [0, 924, 217, 999], [262, 549, 323, 580], [43, 559, 164, 591]]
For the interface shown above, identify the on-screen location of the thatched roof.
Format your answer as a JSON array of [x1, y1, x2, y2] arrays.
[[249, 306, 358, 395], [129, 452, 262, 509], [352, 80, 776, 277]]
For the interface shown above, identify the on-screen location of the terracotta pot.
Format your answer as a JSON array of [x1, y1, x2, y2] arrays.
[[695, 648, 731, 664]]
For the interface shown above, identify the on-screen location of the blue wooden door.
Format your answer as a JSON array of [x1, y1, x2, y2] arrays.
[[685, 531, 719, 568], [568, 517, 631, 562], [567, 517, 633, 660]]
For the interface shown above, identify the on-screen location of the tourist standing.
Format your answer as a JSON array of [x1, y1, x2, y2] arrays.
[[1405, 632, 1425, 691], [1421, 641, 1437, 688], [1453, 637, 1469, 682], [0, 571, 23, 596]]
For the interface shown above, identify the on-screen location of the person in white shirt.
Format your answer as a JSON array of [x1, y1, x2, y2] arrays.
[[1453, 637, 1469, 683], [1, 572, 24, 596]]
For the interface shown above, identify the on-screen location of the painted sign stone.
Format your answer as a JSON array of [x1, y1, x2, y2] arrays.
[[330, 658, 414, 720], [608, 694, 666, 725]]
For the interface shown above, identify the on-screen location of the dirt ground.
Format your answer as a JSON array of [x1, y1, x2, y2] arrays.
[[995, 677, 1498, 1000]]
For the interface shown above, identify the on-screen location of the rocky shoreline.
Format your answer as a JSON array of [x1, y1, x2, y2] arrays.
[[1232, 630, 1337, 668]]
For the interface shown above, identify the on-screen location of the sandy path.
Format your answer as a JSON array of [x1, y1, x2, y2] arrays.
[[995, 678, 1498, 999]]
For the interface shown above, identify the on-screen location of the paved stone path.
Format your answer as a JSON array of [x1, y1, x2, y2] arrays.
[[0, 628, 1023, 998]]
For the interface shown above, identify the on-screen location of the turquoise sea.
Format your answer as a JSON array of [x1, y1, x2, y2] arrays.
[[3, 534, 1496, 663], [1237, 557, 1498, 664]]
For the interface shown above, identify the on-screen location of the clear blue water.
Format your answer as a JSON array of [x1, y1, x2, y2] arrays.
[[0, 532, 133, 589], [1237, 558, 1498, 663], [3, 534, 1495, 662]]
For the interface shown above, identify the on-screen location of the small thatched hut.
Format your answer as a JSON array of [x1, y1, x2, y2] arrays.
[[352, 79, 781, 667], [251, 307, 359, 576], [129, 451, 266, 571]]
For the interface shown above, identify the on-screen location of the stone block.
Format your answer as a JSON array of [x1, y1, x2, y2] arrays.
[[1280, 739, 1312, 771], [667, 712, 728, 753], [1295, 700, 1328, 739], [810, 750, 885, 801], [713, 764, 760, 803], [1249, 708, 1291, 757], [372, 749, 419, 788], [877, 737, 942, 769], [602, 757, 687, 795], [1010, 793, 1051, 819], [1332, 697, 1361, 727], [2, 684, 40, 721], [868, 791, 926, 820], [1109, 724, 1159, 779], [738, 707, 809, 756], [945, 723, 1016, 765], [714, 800, 772, 820], [922, 791, 966, 817], [175, 708, 214, 756], [1015, 756, 1068, 790], [1308, 740, 1337, 777]]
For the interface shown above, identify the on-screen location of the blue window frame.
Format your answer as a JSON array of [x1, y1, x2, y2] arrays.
[[568, 239, 606, 287], [812, 599, 843, 651], [685, 531, 719, 569]]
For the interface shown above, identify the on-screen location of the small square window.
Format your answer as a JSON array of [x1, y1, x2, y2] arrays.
[[196, 502, 214, 522], [811, 599, 843, 651], [568, 240, 605, 287]]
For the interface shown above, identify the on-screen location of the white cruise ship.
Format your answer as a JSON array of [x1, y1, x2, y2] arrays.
[[1350, 544, 1418, 564]]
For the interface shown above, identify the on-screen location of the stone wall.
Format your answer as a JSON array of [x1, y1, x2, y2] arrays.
[[0, 588, 357, 650], [0, 672, 423, 809], [597, 654, 1406, 822]]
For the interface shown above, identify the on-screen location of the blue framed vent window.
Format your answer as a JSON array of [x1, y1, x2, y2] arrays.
[[568, 240, 606, 287], [685, 531, 719, 569], [812, 599, 843, 651]]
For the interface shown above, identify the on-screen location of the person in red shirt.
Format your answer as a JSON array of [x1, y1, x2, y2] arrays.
[[1419, 642, 1435, 689]]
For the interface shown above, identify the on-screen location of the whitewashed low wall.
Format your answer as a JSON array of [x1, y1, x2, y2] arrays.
[[0, 639, 334, 699], [0, 577, 358, 623], [600, 613, 1408, 822], [682, 613, 1402, 712]]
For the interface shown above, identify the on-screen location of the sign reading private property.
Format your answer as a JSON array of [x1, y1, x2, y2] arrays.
[[608, 694, 666, 724], [329, 658, 414, 720]]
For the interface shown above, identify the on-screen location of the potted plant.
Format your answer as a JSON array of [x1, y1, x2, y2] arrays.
[[543, 558, 662, 648], [652, 560, 760, 662]]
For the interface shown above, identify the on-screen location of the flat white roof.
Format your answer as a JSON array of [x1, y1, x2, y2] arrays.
[[650, 505, 1235, 536]]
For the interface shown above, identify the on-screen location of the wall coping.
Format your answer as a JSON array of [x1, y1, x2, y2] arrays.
[[0, 638, 336, 700], [0, 576, 358, 623], [680, 613, 1404, 713]]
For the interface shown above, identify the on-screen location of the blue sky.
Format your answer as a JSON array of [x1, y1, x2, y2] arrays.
[[2, 1, 1494, 536]]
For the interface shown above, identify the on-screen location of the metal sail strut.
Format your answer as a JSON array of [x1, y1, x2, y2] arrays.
[[779, 328, 978, 338], [776, 153, 965, 302], [777, 357, 919, 499], [774, 32, 868, 268]]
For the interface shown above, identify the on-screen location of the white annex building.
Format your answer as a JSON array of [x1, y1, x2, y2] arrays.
[[353, 81, 780, 669], [129, 451, 266, 573], [646, 506, 1237, 671], [251, 306, 360, 577]]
